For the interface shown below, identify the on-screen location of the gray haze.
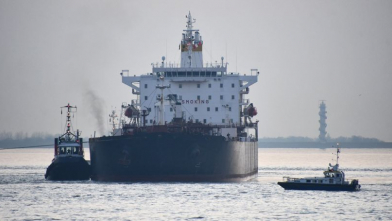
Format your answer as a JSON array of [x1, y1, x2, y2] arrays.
[[1, 0, 391, 141]]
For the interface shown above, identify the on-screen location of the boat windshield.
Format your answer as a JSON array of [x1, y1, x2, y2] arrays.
[[59, 146, 79, 155]]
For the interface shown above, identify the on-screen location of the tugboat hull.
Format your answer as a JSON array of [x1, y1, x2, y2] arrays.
[[45, 157, 90, 181], [277, 182, 361, 191], [89, 133, 258, 182]]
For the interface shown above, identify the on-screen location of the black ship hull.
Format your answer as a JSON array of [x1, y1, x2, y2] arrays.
[[89, 133, 258, 182], [277, 182, 361, 191], [45, 157, 91, 181]]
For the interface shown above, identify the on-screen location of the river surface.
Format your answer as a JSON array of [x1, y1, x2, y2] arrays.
[[1, 147, 391, 220]]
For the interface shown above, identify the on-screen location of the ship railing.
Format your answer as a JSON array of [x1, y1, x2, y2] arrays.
[[240, 99, 249, 105], [238, 137, 257, 142], [151, 62, 228, 69], [131, 99, 140, 106], [283, 176, 301, 182]]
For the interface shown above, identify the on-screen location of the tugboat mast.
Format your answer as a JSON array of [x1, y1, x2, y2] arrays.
[[61, 103, 78, 140]]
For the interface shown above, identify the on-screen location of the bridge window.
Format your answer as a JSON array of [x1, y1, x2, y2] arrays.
[[178, 72, 186, 77], [59, 147, 66, 154], [72, 147, 79, 154], [306, 180, 311, 183], [64, 147, 72, 154]]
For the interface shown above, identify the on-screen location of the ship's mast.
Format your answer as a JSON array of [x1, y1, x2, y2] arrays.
[[109, 110, 118, 135], [181, 12, 203, 68], [156, 76, 170, 125], [336, 143, 340, 166], [61, 103, 78, 140]]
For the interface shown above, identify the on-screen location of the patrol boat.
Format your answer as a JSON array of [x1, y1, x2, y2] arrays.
[[45, 104, 90, 180], [89, 12, 259, 182], [278, 145, 360, 191]]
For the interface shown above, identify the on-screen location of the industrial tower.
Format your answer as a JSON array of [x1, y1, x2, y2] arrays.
[[319, 101, 327, 142]]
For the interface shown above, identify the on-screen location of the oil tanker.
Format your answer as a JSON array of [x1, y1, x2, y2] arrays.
[[89, 12, 259, 182]]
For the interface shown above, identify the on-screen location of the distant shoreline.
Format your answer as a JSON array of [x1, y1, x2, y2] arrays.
[[258, 141, 392, 148]]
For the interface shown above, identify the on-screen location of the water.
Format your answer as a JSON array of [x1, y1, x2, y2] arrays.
[[1, 148, 391, 220]]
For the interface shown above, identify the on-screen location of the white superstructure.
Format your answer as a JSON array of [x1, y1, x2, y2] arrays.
[[121, 12, 258, 128]]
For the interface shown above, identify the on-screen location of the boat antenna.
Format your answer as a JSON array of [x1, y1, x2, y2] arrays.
[[336, 143, 340, 165]]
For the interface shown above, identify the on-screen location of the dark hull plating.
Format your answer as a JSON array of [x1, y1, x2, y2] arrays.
[[45, 157, 91, 181], [277, 182, 360, 191], [89, 133, 258, 182]]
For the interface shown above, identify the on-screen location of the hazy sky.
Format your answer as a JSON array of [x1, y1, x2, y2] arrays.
[[1, 0, 391, 141]]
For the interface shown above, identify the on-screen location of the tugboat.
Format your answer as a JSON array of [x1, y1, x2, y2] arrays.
[[278, 144, 361, 191], [45, 104, 90, 180]]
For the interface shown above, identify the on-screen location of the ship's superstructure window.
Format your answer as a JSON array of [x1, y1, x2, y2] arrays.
[[220, 83, 223, 88], [208, 95, 211, 100], [170, 108, 173, 112], [232, 95, 235, 100], [222, 119, 225, 123], [179, 95, 182, 100], [197, 84, 200, 88], [179, 84, 182, 88], [231, 83, 235, 88], [145, 96, 148, 100], [203, 119, 206, 124], [197, 95, 200, 100], [196, 119, 199, 123], [220, 95, 223, 100], [195, 107, 198, 112], [208, 84, 211, 88], [207, 107, 210, 111], [229, 107, 232, 111], [144, 84, 148, 88], [215, 107, 218, 112]]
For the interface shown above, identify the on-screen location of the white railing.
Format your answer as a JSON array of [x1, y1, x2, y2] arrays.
[[151, 62, 228, 69]]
